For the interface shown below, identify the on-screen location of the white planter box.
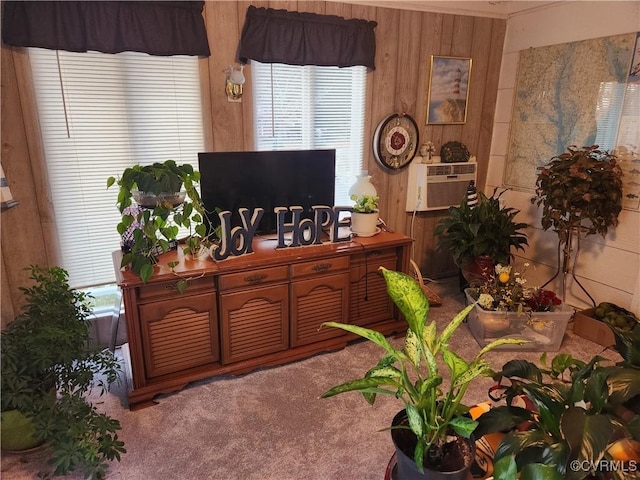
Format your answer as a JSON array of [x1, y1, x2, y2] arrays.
[[464, 289, 573, 351]]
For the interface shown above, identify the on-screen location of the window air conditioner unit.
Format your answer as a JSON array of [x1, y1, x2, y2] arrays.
[[405, 159, 477, 212]]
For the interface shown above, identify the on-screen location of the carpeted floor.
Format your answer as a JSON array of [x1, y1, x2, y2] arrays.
[[1, 276, 616, 480]]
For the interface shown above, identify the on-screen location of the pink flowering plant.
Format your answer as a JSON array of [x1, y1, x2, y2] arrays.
[[468, 263, 562, 313]]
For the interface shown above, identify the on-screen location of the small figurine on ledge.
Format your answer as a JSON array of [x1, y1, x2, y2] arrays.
[[419, 141, 436, 163]]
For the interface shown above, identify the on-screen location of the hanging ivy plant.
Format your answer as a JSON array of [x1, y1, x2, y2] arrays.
[[107, 160, 210, 284], [531, 145, 624, 245]]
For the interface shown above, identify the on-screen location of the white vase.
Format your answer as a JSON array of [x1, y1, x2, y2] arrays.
[[348, 171, 377, 197], [351, 211, 379, 236]]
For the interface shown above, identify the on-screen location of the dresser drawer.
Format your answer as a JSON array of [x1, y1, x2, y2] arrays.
[[291, 256, 349, 279], [137, 275, 214, 301], [218, 265, 289, 291], [349, 249, 397, 281]]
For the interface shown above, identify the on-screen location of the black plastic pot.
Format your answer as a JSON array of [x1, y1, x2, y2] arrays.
[[391, 410, 475, 480]]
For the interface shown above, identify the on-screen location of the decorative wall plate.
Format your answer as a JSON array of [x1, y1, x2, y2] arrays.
[[373, 113, 419, 170], [440, 141, 470, 163]]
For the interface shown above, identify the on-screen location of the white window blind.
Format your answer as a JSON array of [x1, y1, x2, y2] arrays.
[[28, 48, 204, 289], [252, 62, 366, 206], [595, 81, 626, 150]]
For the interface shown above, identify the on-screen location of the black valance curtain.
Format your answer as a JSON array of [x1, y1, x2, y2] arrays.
[[1, 1, 210, 56], [239, 6, 377, 70]]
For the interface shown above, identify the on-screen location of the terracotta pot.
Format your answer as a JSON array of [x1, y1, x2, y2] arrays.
[[459, 256, 495, 285], [390, 410, 475, 480]]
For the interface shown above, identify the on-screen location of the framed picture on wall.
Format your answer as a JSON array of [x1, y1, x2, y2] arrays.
[[426, 56, 472, 125]]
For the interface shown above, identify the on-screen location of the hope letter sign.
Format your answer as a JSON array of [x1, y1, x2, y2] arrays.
[[209, 206, 353, 260]]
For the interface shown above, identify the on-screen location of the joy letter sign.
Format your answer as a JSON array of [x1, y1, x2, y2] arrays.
[[209, 206, 353, 260]]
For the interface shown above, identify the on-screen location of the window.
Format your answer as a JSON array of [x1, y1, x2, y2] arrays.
[[28, 48, 204, 289], [252, 62, 367, 206]]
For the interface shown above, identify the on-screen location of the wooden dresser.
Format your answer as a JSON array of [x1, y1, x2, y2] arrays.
[[114, 231, 412, 409]]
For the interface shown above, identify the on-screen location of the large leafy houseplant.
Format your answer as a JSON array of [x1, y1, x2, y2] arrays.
[[531, 145, 623, 245], [434, 187, 529, 272], [321, 267, 525, 476], [107, 160, 209, 283], [530, 145, 624, 303], [1, 266, 125, 479], [476, 353, 640, 480]]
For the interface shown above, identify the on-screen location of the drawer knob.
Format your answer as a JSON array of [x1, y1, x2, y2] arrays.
[[312, 262, 332, 272], [244, 273, 267, 283]]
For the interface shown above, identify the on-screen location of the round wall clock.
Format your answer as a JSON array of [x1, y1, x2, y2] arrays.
[[373, 113, 419, 170]]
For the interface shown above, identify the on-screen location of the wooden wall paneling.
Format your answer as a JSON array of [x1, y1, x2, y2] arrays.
[[1, 47, 50, 324], [459, 17, 492, 160], [12, 49, 59, 266], [451, 13, 475, 156], [269, 1, 299, 11], [439, 16, 474, 157], [384, 9, 422, 234], [450, 15, 474, 155], [477, 18, 506, 190], [411, 15, 506, 278], [422, 13, 445, 151], [367, 7, 400, 227], [451, 15, 474, 56], [237, 2, 254, 151], [296, 1, 325, 14], [206, 2, 244, 152], [438, 13, 455, 55], [325, 0, 352, 18], [199, 6, 214, 151], [405, 12, 436, 268], [436, 15, 462, 150], [415, 12, 431, 129], [199, 54, 215, 151], [352, 4, 376, 185]]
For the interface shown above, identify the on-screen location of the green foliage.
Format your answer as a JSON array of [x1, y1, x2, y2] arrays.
[[1, 266, 125, 479], [350, 194, 379, 213], [321, 267, 525, 472], [477, 353, 640, 480], [434, 187, 529, 265], [531, 145, 623, 245], [615, 329, 640, 370], [107, 160, 212, 283]]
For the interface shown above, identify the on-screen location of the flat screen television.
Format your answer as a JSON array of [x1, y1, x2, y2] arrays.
[[198, 150, 336, 235]]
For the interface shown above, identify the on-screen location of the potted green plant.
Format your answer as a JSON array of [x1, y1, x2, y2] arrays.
[[531, 145, 624, 302], [321, 267, 525, 479], [1, 266, 125, 479], [434, 187, 529, 283], [476, 352, 640, 480], [107, 160, 210, 284], [350, 193, 379, 236]]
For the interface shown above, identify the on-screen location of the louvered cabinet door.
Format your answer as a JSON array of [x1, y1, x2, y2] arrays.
[[290, 272, 349, 347], [138, 292, 219, 379], [219, 284, 289, 364], [349, 249, 397, 327]]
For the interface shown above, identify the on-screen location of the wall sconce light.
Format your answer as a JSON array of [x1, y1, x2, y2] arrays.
[[1, 164, 18, 211], [225, 64, 245, 102]]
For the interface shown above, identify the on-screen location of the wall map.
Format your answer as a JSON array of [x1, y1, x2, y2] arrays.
[[504, 32, 640, 210]]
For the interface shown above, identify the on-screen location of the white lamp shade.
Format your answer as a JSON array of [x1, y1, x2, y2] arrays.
[[348, 171, 377, 197]]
